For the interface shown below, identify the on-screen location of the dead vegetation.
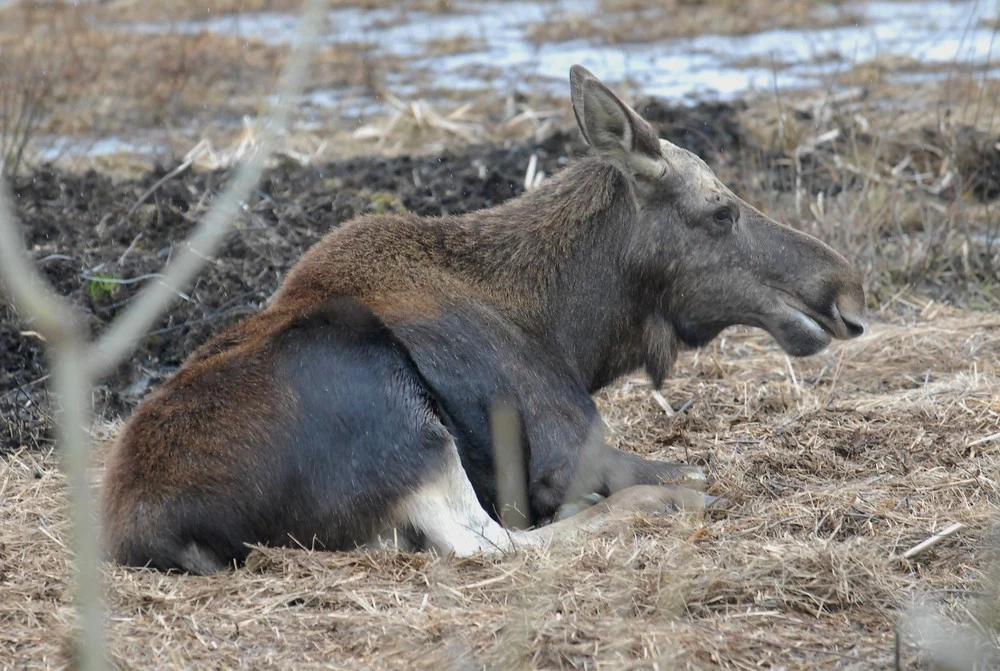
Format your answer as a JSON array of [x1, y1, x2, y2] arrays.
[[418, 34, 483, 57], [0, 3, 284, 163], [2, 307, 998, 669], [349, 92, 567, 154], [0, 1, 405, 175], [0, 52, 52, 178], [6, 0, 463, 24], [527, 0, 865, 45]]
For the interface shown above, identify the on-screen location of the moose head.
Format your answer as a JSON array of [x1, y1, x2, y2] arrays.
[[569, 65, 866, 361]]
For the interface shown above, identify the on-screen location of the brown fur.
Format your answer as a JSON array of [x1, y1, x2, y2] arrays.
[[275, 160, 619, 322], [102, 308, 299, 566]]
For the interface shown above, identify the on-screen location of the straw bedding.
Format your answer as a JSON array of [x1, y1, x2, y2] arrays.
[[3, 305, 997, 669]]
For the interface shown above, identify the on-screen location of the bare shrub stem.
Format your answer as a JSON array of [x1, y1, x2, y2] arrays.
[[0, 1, 327, 668]]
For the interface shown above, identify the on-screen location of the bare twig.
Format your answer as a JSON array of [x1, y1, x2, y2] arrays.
[[650, 390, 676, 417], [524, 153, 538, 191], [86, 0, 327, 380], [119, 150, 199, 225], [967, 431, 1000, 449], [901, 522, 966, 560]]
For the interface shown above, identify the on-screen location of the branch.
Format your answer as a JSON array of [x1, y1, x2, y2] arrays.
[[0, 2, 330, 670]]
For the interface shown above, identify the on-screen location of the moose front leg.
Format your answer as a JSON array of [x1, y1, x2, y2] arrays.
[[603, 448, 709, 492], [546, 447, 714, 522], [526, 413, 715, 524]]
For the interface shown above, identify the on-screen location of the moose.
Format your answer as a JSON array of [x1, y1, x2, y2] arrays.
[[101, 66, 866, 574]]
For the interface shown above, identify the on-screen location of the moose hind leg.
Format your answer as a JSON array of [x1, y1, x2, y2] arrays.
[[397, 433, 534, 558], [394, 433, 720, 557]]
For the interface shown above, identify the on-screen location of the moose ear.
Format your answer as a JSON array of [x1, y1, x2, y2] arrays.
[[569, 65, 660, 161]]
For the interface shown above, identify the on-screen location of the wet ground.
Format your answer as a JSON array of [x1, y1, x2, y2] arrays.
[[2, 0, 998, 169]]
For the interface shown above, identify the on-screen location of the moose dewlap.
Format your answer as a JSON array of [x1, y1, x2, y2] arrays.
[[101, 65, 866, 574]]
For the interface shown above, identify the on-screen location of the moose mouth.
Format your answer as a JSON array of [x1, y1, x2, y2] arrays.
[[760, 279, 866, 356], [782, 308, 834, 356], [671, 302, 863, 358], [671, 308, 831, 356], [775, 295, 871, 356]]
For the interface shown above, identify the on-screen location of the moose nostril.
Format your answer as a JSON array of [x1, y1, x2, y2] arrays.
[[839, 309, 866, 338]]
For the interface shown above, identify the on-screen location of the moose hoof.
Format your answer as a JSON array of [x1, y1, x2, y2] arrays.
[[601, 484, 715, 515], [702, 493, 731, 511], [553, 492, 606, 522], [662, 463, 710, 492]]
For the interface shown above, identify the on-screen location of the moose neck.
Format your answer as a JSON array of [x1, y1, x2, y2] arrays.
[[454, 157, 677, 393]]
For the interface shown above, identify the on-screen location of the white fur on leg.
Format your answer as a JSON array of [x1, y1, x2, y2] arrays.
[[396, 437, 538, 557], [392, 438, 717, 558]]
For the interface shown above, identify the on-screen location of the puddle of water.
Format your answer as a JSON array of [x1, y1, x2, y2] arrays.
[[35, 135, 164, 162], [970, 232, 1000, 249], [110, 0, 1000, 111]]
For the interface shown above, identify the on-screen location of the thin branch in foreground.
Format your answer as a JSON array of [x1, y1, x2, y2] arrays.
[[86, 0, 328, 380], [490, 400, 531, 531], [0, 1, 330, 669]]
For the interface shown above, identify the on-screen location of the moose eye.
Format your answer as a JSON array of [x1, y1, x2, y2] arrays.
[[713, 206, 735, 226]]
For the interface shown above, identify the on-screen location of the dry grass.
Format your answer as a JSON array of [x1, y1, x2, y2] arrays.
[[348, 90, 568, 155], [8, 0, 463, 24], [527, 0, 864, 45], [34, 0, 308, 24], [0, 52, 51, 178], [0, 4, 285, 136], [0, 1, 400, 170], [3, 305, 998, 669], [323, 0, 461, 11], [0, 0, 526, 177], [1, 2, 999, 667], [419, 34, 483, 57]]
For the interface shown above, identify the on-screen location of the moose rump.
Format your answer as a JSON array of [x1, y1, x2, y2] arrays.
[[102, 297, 470, 573]]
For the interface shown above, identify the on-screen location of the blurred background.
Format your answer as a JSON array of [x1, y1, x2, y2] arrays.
[[2, 0, 999, 173]]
